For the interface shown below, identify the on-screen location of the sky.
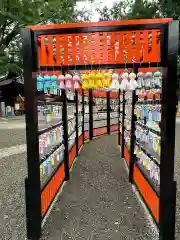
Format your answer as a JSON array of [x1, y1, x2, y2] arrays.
[[76, 0, 119, 21]]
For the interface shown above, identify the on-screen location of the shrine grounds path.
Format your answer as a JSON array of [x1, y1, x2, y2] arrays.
[[0, 117, 180, 239], [41, 134, 158, 240]]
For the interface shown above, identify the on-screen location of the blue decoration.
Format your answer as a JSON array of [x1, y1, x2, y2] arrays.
[[51, 75, 57, 81], [51, 81, 56, 89], [37, 82, 43, 91], [44, 75, 51, 81], [55, 82, 59, 89], [37, 75, 44, 91], [51, 81, 59, 89], [37, 75, 44, 82], [45, 38, 49, 44], [44, 81, 50, 90]]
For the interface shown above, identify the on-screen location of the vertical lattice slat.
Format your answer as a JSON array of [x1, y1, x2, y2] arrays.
[[47, 36, 53, 66], [55, 36, 60, 66], [63, 36, 68, 66], [40, 36, 46, 66]]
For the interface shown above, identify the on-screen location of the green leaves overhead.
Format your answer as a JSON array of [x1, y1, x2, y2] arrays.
[[0, 0, 82, 75], [97, 0, 159, 21]]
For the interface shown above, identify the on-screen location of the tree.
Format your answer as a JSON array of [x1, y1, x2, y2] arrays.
[[0, 0, 85, 76], [97, 0, 159, 21], [158, 0, 180, 19], [128, 0, 159, 19], [97, 1, 130, 21]]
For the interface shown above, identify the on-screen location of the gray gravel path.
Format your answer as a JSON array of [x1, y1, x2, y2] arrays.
[[41, 134, 158, 240], [0, 153, 27, 240], [0, 129, 26, 149]]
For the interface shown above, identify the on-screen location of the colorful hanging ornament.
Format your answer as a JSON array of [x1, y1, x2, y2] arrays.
[[44, 75, 51, 93], [65, 74, 73, 89], [40, 165, 43, 180], [119, 71, 129, 90], [81, 73, 89, 89], [153, 70, 162, 88], [144, 72, 152, 88], [37, 75, 44, 91], [51, 75, 58, 94], [51, 75, 57, 82], [45, 37, 48, 45], [109, 73, 120, 90], [103, 72, 111, 88], [129, 72, 138, 90], [58, 74, 65, 89], [73, 74, 81, 89], [89, 72, 95, 88], [137, 72, 144, 88], [95, 72, 103, 89]]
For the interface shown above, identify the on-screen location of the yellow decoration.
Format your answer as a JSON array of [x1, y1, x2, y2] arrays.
[[137, 109, 141, 119], [82, 80, 88, 89], [49, 112, 53, 121], [82, 73, 89, 89], [40, 165, 43, 180], [104, 72, 111, 88], [81, 74, 88, 82], [95, 72, 103, 88], [89, 73, 95, 88], [127, 137, 130, 147], [136, 151, 140, 157], [157, 140, 161, 154], [51, 157, 55, 166], [145, 159, 149, 169], [96, 72, 103, 80]]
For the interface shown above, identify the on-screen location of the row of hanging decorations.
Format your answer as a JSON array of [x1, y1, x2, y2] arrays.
[[37, 69, 162, 92]]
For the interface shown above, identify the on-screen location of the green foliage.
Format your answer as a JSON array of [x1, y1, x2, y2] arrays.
[[97, 0, 159, 21], [97, 1, 130, 21], [128, 0, 159, 19], [0, 0, 83, 76], [158, 0, 180, 19]]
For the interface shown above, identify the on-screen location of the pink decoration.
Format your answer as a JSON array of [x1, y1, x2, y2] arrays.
[[66, 80, 72, 89], [73, 74, 80, 82], [58, 75, 65, 81], [65, 74, 72, 81], [59, 81, 65, 89], [65, 74, 73, 89], [74, 81, 80, 89]]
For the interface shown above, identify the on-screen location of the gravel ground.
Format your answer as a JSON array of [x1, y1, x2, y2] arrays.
[[0, 153, 27, 240], [41, 135, 158, 240], [0, 129, 26, 149]]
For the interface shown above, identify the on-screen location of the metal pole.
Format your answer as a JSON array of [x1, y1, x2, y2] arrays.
[[89, 89, 93, 140], [121, 91, 125, 159], [129, 90, 136, 183], [75, 90, 79, 156], [62, 88, 69, 181], [82, 89, 85, 144], [118, 90, 121, 145], [107, 91, 110, 134]]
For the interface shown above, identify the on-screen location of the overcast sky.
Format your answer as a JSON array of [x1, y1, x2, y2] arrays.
[[76, 0, 119, 21]]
